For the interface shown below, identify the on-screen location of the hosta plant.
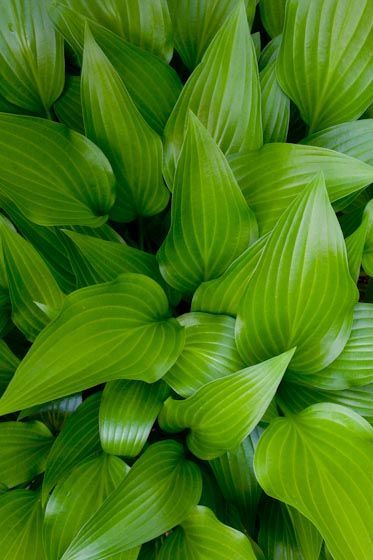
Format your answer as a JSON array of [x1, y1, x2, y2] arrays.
[[0, 1, 372, 559]]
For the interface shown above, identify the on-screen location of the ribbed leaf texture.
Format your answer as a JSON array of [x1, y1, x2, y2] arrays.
[[260, 60, 290, 143], [54, 75, 84, 134]]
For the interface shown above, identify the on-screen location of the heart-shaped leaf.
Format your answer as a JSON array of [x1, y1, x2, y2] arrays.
[[159, 350, 294, 460], [81, 27, 169, 222], [0, 0, 64, 114], [260, 60, 290, 143], [61, 441, 202, 560], [99, 380, 169, 457], [158, 113, 257, 295], [277, 0, 373, 132], [236, 174, 358, 373], [259, 0, 286, 38], [164, 312, 245, 397], [0, 274, 185, 415], [0, 114, 115, 227], [163, 1, 262, 188], [0, 340, 19, 397], [254, 403, 373, 560], [54, 75, 84, 134], [157, 505, 257, 559]]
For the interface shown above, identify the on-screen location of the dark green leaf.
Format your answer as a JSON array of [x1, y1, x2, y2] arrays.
[[18, 394, 82, 433], [0, 340, 19, 396], [54, 75, 85, 134], [259, 0, 286, 38]]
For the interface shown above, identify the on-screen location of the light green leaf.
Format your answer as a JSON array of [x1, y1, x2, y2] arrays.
[[251, 31, 261, 60], [159, 350, 294, 460], [157, 505, 257, 559], [254, 403, 373, 560], [164, 312, 245, 397], [260, 60, 290, 143], [277, 0, 373, 132], [258, 34, 281, 70], [61, 441, 202, 560], [287, 303, 373, 390], [81, 27, 169, 222], [0, 274, 185, 415], [0, 340, 19, 396], [0, 114, 115, 227], [229, 144, 373, 234], [44, 454, 131, 560], [158, 113, 257, 295], [236, 174, 358, 373], [54, 75, 84, 134], [0, 0, 64, 114], [259, 0, 286, 38], [0, 489, 45, 559], [99, 380, 169, 457], [18, 394, 82, 432], [42, 393, 102, 505], [0, 216, 64, 340], [346, 200, 373, 281], [49, 4, 182, 133], [0, 420, 53, 487], [164, 1, 262, 188]]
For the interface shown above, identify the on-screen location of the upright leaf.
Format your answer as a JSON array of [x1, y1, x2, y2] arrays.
[[0, 274, 185, 415], [158, 113, 257, 295], [236, 174, 358, 373], [0, 340, 19, 396], [259, 0, 286, 38], [260, 60, 290, 143], [254, 404, 373, 560], [277, 0, 373, 132], [345, 200, 373, 281], [54, 75, 85, 134]]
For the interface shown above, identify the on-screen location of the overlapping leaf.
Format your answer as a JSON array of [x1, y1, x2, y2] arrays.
[[0, 274, 185, 415], [159, 350, 294, 460], [260, 60, 290, 143], [0, 340, 19, 396], [19, 394, 82, 433], [236, 174, 358, 373], [254, 403, 373, 560], [54, 75, 84, 134], [259, 0, 286, 38], [345, 200, 373, 281]]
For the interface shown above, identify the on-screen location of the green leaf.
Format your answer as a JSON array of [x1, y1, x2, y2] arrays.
[[192, 234, 267, 317], [0, 216, 64, 340], [0, 0, 64, 114], [18, 394, 82, 433], [259, 0, 286, 38], [0, 340, 19, 396], [346, 201, 373, 281], [163, 1, 262, 188], [59, 0, 173, 61], [44, 454, 131, 560], [236, 174, 358, 373], [54, 75, 85, 134], [277, 0, 373, 132], [81, 27, 169, 222], [0, 489, 45, 559], [0, 274, 185, 415], [159, 350, 294, 460], [164, 312, 245, 397], [158, 113, 257, 295], [260, 60, 290, 143], [229, 143, 373, 234], [49, 4, 182, 133], [0, 114, 115, 227], [258, 34, 281, 70], [42, 393, 102, 505], [254, 403, 373, 560], [0, 420, 53, 487], [0, 288, 11, 337], [61, 441, 202, 560], [287, 303, 373, 390], [99, 380, 169, 457], [157, 505, 257, 559]]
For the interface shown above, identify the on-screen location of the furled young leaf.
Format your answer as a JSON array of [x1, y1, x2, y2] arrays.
[[44, 454, 130, 560], [157, 505, 257, 559], [260, 60, 290, 143], [60, 0, 173, 61], [345, 201, 373, 281], [0, 274, 185, 415], [0, 340, 19, 396], [192, 234, 267, 317], [99, 380, 169, 457], [254, 403, 373, 560], [42, 393, 102, 505], [0, 489, 45, 559], [0, 114, 115, 227], [54, 75, 85, 134], [19, 394, 82, 433], [0, 0, 64, 114], [164, 312, 245, 397], [159, 350, 294, 460], [0, 216, 64, 340], [287, 303, 373, 390], [49, 4, 181, 133], [0, 420, 53, 487], [229, 144, 373, 234], [163, 1, 262, 188], [61, 441, 202, 560], [259, 0, 286, 38], [81, 28, 169, 222], [158, 113, 257, 295], [277, 0, 373, 132], [236, 174, 358, 373]]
